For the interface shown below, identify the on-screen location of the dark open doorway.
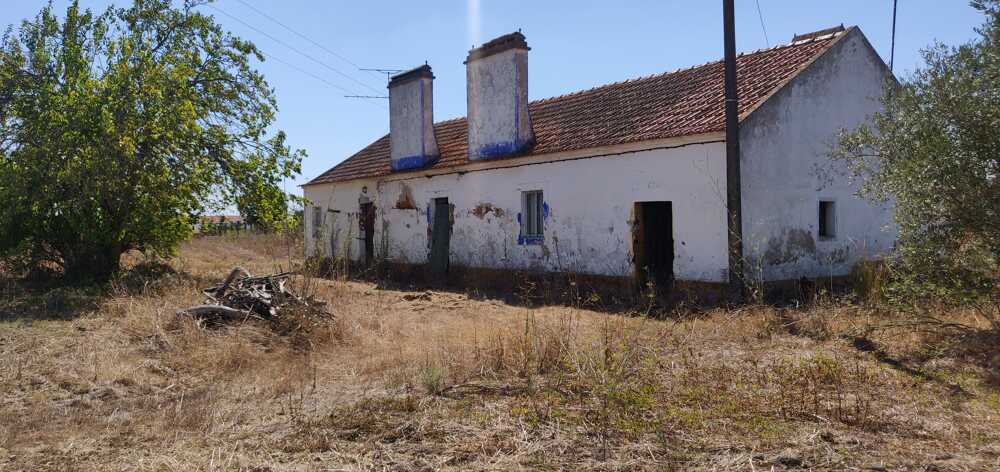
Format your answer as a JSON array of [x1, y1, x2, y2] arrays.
[[430, 197, 451, 275], [360, 202, 375, 267], [633, 201, 674, 293]]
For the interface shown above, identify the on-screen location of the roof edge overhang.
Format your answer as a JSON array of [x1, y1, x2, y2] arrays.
[[302, 131, 726, 187], [738, 26, 857, 123], [303, 28, 855, 189]]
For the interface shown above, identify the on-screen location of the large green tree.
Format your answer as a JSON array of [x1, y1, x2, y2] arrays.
[[833, 0, 999, 305], [0, 0, 303, 280]]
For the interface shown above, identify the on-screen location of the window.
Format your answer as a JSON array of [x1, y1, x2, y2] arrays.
[[312, 206, 323, 237], [818, 200, 836, 239], [522, 190, 544, 243]]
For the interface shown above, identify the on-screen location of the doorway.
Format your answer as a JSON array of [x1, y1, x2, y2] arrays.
[[429, 197, 451, 274], [633, 202, 674, 292], [359, 202, 375, 267]]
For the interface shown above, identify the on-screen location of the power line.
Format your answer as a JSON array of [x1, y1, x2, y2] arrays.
[[755, 0, 770, 47], [259, 51, 350, 94], [205, 3, 384, 95], [231, 0, 387, 82], [260, 51, 386, 110]]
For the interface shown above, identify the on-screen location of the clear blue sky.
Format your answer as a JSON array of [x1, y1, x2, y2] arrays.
[[1, 1, 988, 195]]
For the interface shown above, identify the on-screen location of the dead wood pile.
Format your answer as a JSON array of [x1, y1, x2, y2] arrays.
[[178, 267, 332, 326]]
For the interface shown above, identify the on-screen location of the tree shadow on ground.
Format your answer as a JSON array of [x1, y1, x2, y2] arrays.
[[842, 330, 1000, 395], [340, 268, 670, 315], [328, 263, 850, 318], [0, 260, 206, 323], [930, 327, 1000, 392]]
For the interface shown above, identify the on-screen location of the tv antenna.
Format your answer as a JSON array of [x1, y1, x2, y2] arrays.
[[360, 68, 405, 82]]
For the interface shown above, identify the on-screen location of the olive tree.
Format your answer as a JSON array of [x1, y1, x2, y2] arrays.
[[0, 0, 304, 280], [833, 1, 999, 309]]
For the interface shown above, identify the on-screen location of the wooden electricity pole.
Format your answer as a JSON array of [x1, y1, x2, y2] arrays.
[[723, 0, 745, 300], [890, 0, 898, 72]]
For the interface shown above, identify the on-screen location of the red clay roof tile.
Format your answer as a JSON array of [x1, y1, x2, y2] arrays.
[[306, 30, 845, 185]]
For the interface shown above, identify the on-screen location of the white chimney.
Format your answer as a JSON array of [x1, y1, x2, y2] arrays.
[[388, 65, 439, 171], [465, 32, 534, 161]]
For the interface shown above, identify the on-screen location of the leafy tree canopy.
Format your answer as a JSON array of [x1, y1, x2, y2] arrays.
[[0, 0, 304, 280], [833, 0, 999, 305]]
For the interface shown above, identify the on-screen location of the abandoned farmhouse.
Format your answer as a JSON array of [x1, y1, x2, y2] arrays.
[[303, 26, 897, 293]]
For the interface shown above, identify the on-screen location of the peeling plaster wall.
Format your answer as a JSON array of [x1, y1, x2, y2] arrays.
[[304, 179, 377, 261], [740, 28, 897, 281], [304, 29, 897, 285], [305, 140, 730, 283]]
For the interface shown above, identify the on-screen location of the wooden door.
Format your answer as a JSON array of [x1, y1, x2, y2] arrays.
[[360, 202, 375, 266], [429, 198, 450, 275], [633, 202, 674, 292]]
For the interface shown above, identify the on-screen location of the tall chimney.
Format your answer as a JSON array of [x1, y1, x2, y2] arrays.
[[465, 32, 534, 161], [388, 64, 439, 171]]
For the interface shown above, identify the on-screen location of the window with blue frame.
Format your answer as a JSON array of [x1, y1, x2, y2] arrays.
[[522, 190, 544, 243]]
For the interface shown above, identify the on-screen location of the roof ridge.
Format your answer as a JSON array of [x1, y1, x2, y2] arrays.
[[503, 29, 847, 110], [306, 27, 851, 186]]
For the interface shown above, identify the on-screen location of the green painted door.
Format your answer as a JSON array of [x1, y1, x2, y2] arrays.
[[430, 198, 450, 274]]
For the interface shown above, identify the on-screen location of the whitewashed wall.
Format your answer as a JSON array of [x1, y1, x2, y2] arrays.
[[740, 28, 897, 281], [304, 178, 375, 261], [305, 139, 730, 283], [305, 28, 899, 285]]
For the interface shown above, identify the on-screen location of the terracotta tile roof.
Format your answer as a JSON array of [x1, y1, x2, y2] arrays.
[[306, 29, 847, 185]]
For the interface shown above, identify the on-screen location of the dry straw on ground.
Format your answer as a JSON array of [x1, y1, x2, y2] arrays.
[[1, 233, 998, 470]]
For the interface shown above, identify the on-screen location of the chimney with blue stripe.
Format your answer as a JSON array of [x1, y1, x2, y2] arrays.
[[388, 65, 439, 171], [465, 32, 535, 161]]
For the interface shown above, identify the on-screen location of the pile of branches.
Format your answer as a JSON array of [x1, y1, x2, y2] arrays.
[[179, 267, 332, 327]]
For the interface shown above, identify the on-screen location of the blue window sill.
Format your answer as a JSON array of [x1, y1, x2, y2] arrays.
[[520, 235, 544, 245]]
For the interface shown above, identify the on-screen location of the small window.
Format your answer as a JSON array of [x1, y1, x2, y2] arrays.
[[522, 190, 544, 242], [312, 206, 323, 237], [819, 200, 836, 239]]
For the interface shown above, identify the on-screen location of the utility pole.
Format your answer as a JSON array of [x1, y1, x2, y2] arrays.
[[723, 0, 745, 301], [890, 0, 898, 72]]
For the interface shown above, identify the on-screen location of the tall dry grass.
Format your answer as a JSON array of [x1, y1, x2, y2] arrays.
[[1, 233, 998, 470]]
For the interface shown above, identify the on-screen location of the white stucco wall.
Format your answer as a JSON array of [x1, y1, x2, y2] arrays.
[[305, 138, 730, 283], [740, 28, 897, 281], [304, 178, 376, 262], [388, 72, 438, 171], [466, 47, 534, 160], [305, 28, 898, 286]]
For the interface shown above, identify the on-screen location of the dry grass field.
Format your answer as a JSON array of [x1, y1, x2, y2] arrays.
[[1, 234, 999, 471]]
